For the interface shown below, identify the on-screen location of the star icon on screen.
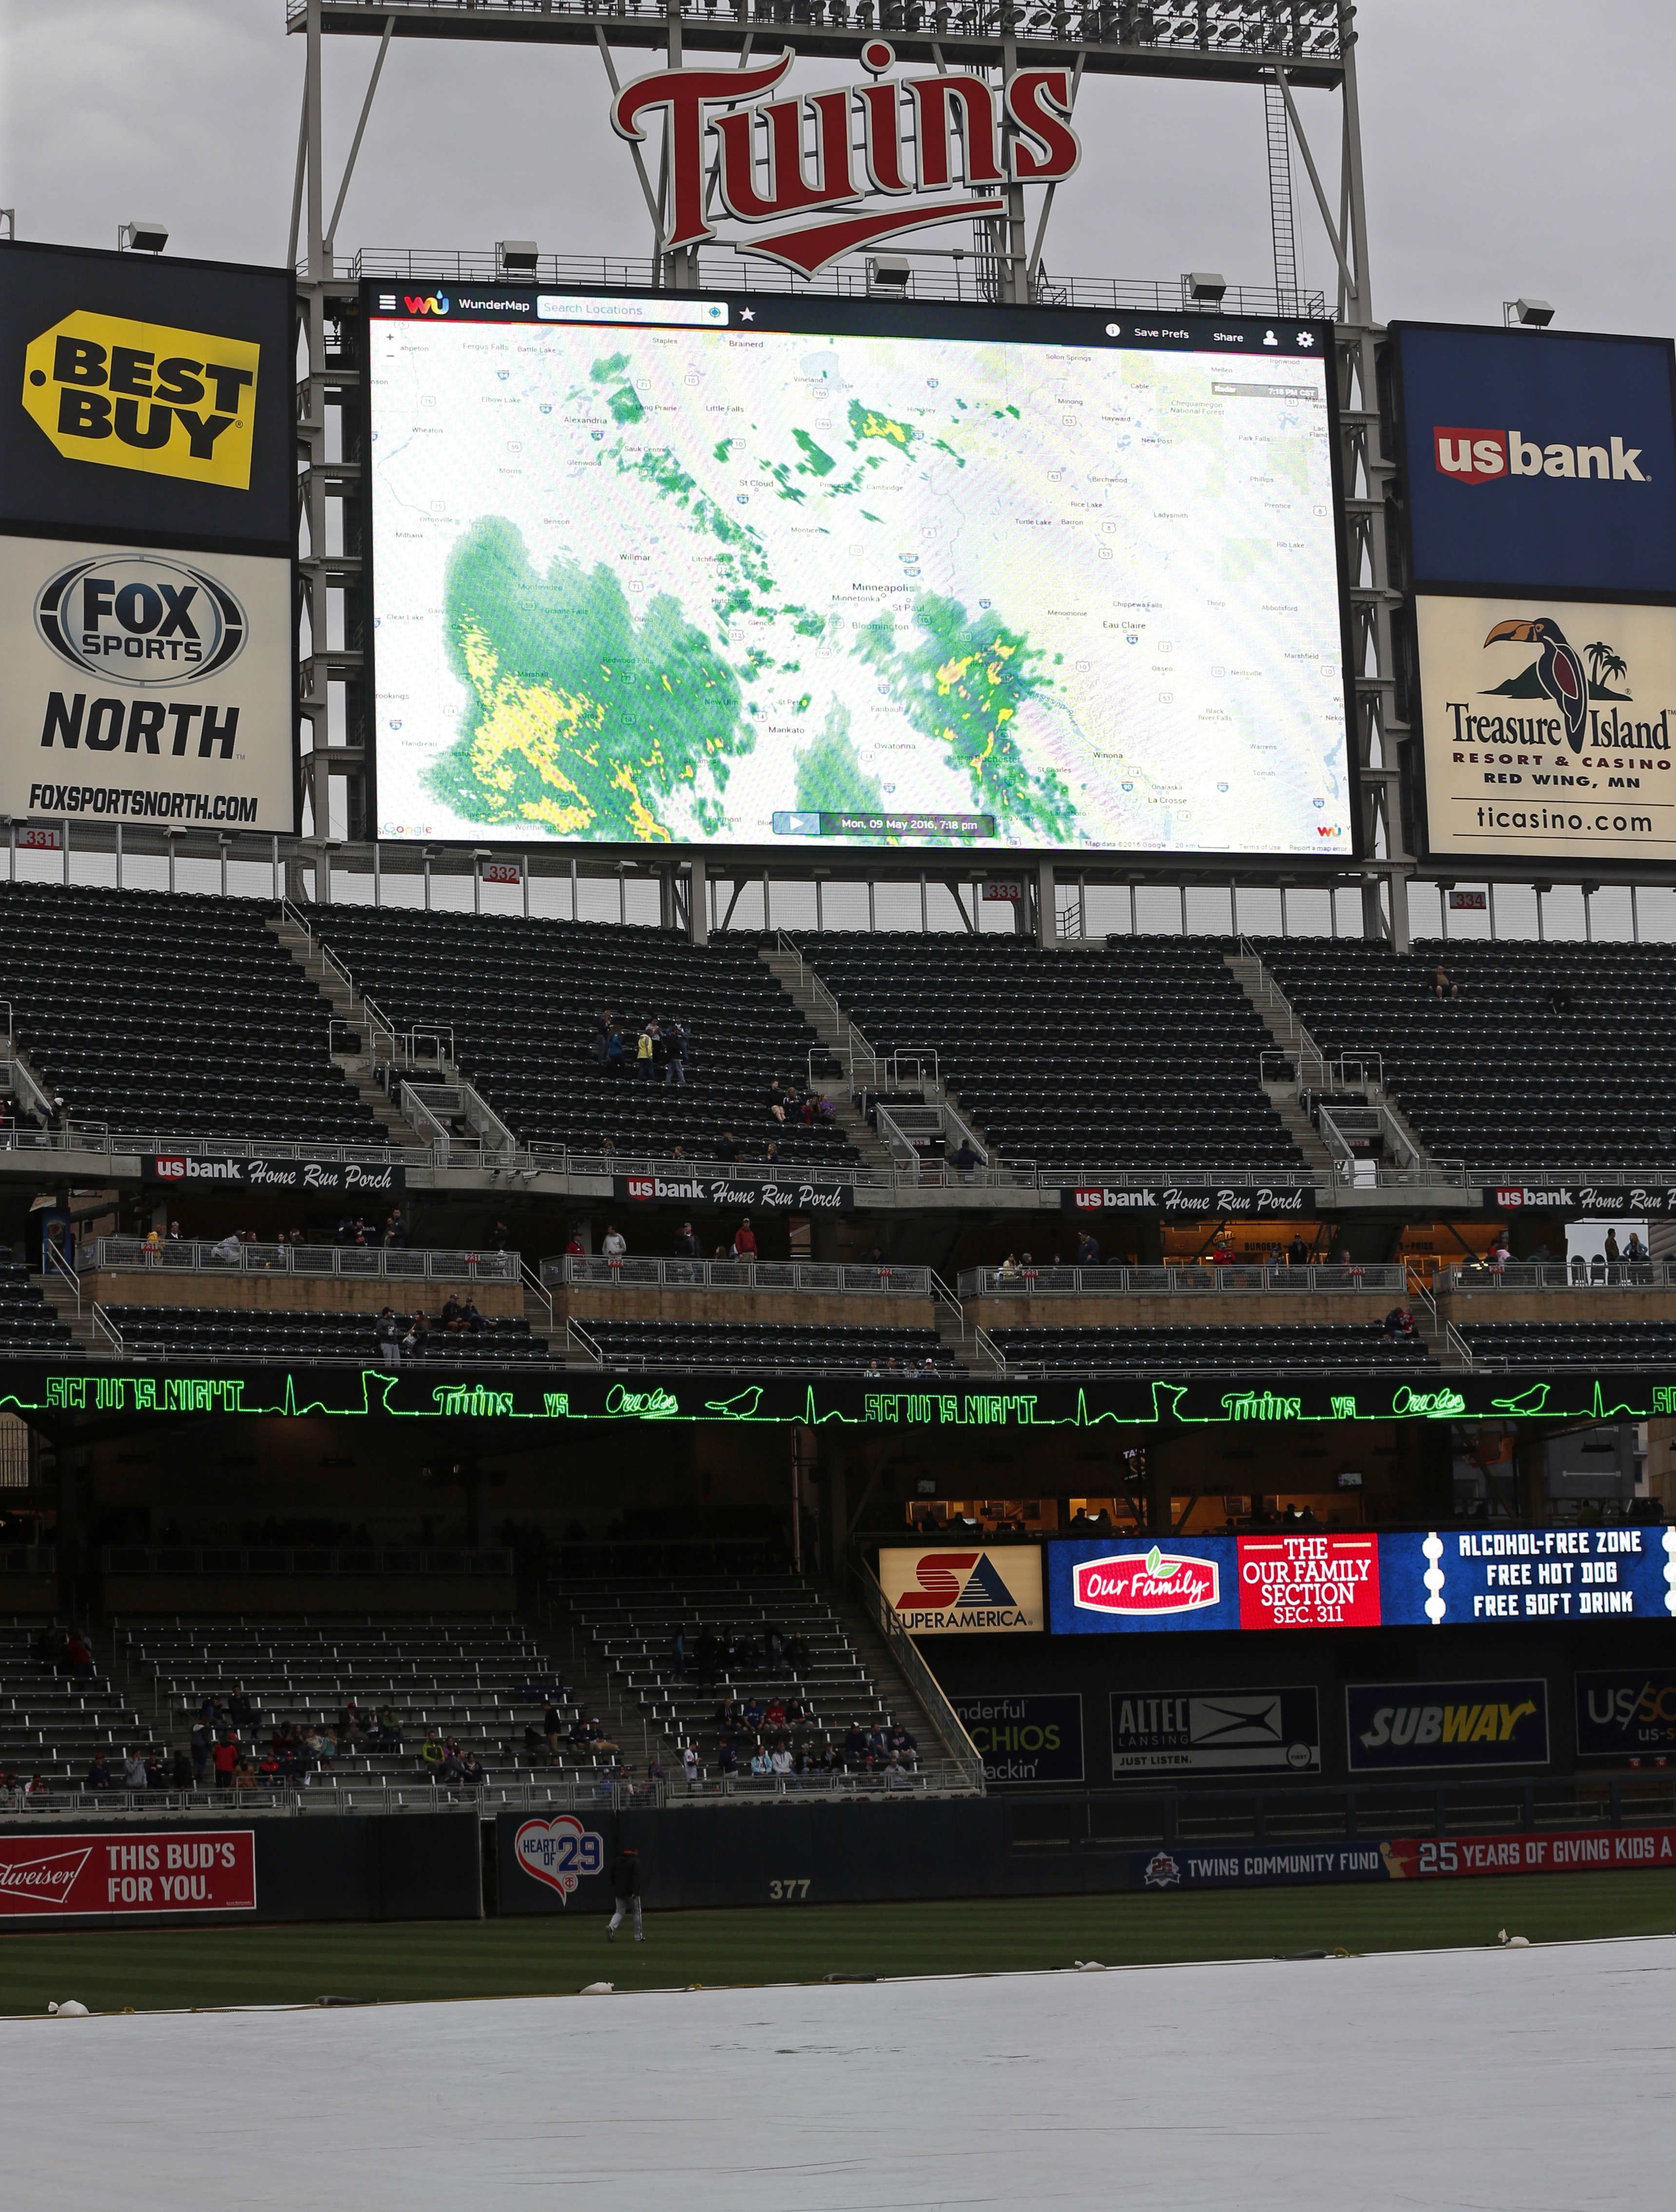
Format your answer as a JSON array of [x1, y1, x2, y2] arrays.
[[740, 308, 755, 322]]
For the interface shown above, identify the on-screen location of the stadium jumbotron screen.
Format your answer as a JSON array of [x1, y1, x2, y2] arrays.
[[365, 287, 1351, 855]]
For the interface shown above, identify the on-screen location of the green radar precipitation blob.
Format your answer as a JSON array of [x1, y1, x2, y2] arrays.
[[429, 516, 748, 843], [856, 593, 1078, 842]]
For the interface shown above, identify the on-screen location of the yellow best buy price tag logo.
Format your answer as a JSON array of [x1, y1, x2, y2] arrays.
[[21, 310, 261, 491]]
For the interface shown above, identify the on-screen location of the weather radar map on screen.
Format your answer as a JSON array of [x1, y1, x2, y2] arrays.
[[367, 293, 1350, 853]]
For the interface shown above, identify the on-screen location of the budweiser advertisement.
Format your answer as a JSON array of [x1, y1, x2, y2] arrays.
[[0, 1829, 256, 1917], [1049, 1528, 1676, 1634]]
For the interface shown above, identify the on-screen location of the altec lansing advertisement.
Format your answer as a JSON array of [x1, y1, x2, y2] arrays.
[[1390, 320, 1676, 863], [880, 1546, 1044, 1634], [0, 242, 296, 834], [1048, 1526, 1676, 1632]]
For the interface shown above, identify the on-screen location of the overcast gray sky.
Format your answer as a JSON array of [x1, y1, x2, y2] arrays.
[[2, 1, 1673, 336]]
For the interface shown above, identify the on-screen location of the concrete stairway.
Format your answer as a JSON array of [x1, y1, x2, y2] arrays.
[[34, 1272, 112, 1354], [267, 915, 431, 1155], [1225, 951, 1339, 1177], [757, 947, 899, 1174]]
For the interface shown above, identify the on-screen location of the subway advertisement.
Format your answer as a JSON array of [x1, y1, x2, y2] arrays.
[[1047, 1527, 1676, 1633]]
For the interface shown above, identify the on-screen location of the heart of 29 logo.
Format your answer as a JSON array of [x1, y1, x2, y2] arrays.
[[514, 1814, 605, 1902]]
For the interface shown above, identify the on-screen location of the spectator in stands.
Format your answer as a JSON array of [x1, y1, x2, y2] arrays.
[[682, 1743, 699, 1787], [732, 1217, 758, 1261], [313, 1726, 336, 1770], [170, 1745, 194, 1791], [190, 1719, 212, 1785], [168, 1219, 183, 1241], [340, 1699, 366, 1747], [541, 1701, 565, 1762], [1488, 1231, 1511, 1270], [461, 1298, 483, 1334], [602, 1223, 627, 1265], [377, 1705, 405, 1750], [460, 1749, 486, 1791], [1288, 1233, 1309, 1268], [565, 1230, 586, 1257], [85, 1750, 113, 1790], [784, 1632, 809, 1671], [440, 1295, 463, 1329], [228, 1683, 257, 1729], [63, 1629, 94, 1677], [403, 1310, 429, 1351], [635, 1021, 657, 1080], [886, 1722, 917, 1759], [769, 1081, 788, 1124], [1209, 1240, 1233, 1269], [375, 1308, 401, 1359], [1384, 1306, 1417, 1341], [673, 1220, 700, 1259], [210, 1230, 242, 1266], [1076, 1228, 1101, 1266], [1604, 1229, 1621, 1265], [1432, 963, 1460, 1000], [949, 1136, 980, 1174], [604, 1025, 624, 1075], [717, 1740, 739, 1776], [143, 1747, 167, 1790], [418, 1727, 444, 1776], [998, 1252, 1021, 1282], [885, 1753, 914, 1790], [213, 1734, 239, 1789], [594, 1010, 614, 1064], [750, 1745, 773, 1777], [665, 1019, 688, 1085], [384, 1207, 407, 1248], [1546, 981, 1574, 1015], [715, 1131, 742, 1162]]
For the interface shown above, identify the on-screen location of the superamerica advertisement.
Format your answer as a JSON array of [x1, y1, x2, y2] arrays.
[[1047, 1526, 1676, 1633]]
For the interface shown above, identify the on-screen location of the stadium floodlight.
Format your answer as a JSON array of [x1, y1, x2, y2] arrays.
[[497, 238, 539, 276], [1185, 271, 1228, 307], [1503, 297, 1555, 328], [118, 217, 169, 253], [866, 255, 912, 296]]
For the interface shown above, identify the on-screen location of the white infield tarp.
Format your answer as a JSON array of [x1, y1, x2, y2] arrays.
[[2, 1938, 1671, 2211]]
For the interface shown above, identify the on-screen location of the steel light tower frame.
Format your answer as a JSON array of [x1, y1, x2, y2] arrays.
[[284, 0, 1409, 947]]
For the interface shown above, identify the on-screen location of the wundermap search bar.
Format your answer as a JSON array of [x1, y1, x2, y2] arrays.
[[536, 295, 728, 328]]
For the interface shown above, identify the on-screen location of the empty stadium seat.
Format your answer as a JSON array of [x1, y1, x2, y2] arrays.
[[802, 933, 1307, 1171], [1252, 936, 1676, 1170], [0, 884, 379, 1143], [310, 910, 859, 1165], [102, 1307, 547, 1363], [990, 1324, 1436, 1370]]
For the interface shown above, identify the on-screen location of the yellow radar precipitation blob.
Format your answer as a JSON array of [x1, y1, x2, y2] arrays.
[[432, 516, 748, 843]]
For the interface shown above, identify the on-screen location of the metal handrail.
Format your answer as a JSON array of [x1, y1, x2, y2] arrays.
[[548, 1256, 934, 1296], [1443, 1260, 1676, 1291], [41, 1233, 80, 1315], [90, 1303, 126, 1356], [81, 1238, 520, 1282], [959, 1262, 1410, 1296], [566, 1316, 605, 1366], [852, 1553, 986, 1796], [103, 1542, 513, 1575]]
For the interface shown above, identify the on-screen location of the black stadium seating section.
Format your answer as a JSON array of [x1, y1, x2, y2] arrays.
[[0, 1261, 76, 1354], [990, 1325, 1436, 1371], [580, 1319, 949, 1371], [311, 911, 859, 1165], [0, 884, 378, 1143], [104, 1307, 546, 1363], [803, 935, 1303, 1171], [1252, 937, 1676, 1169], [1459, 1322, 1676, 1367]]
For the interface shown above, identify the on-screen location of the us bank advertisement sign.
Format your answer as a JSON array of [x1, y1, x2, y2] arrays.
[[1346, 1679, 1550, 1774], [0, 535, 296, 833], [1391, 323, 1676, 596], [1414, 594, 1676, 861], [1575, 1669, 1676, 1762], [880, 1546, 1043, 1635], [952, 1693, 1083, 1784], [0, 242, 294, 554]]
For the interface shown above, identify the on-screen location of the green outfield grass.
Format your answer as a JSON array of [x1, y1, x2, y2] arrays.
[[2, 1873, 1675, 2016]]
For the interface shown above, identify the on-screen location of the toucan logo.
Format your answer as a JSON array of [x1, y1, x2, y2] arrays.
[[21, 310, 260, 490], [404, 294, 451, 316], [1482, 617, 1633, 752], [1433, 425, 1646, 486]]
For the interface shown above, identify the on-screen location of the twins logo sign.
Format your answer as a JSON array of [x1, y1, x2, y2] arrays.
[[514, 1815, 604, 1903]]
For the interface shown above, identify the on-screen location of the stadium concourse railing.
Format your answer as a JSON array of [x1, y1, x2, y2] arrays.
[[853, 1554, 987, 1796], [0, 1776, 664, 1820], [960, 1262, 1409, 1296], [82, 1238, 521, 1285], [1441, 1260, 1676, 1290], [547, 1255, 933, 1296], [100, 1544, 514, 1578]]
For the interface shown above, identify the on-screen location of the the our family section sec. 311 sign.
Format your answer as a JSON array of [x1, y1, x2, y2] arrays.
[[1046, 1528, 1676, 1633]]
